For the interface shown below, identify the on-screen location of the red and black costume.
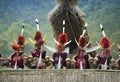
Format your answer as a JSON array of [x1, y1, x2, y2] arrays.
[[11, 51, 24, 69], [30, 31, 46, 60], [10, 34, 25, 69], [9, 26, 26, 69], [53, 51, 68, 68], [31, 49, 46, 59], [74, 49, 90, 69], [73, 36, 90, 69], [28, 19, 47, 69], [96, 48, 112, 68], [52, 33, 69, 69], [95, 25, 113, 69]]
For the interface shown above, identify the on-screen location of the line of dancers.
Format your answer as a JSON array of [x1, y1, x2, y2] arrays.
[[0, 19, 120, 70]]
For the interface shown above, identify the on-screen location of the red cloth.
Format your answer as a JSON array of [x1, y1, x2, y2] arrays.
[[103, 49, 110, 56], [11, 52, 24, 69], [30, 49, 46, 59], [99, 57, 106, 64], [75, 53, 87, 68], [53, 52, 67, 67], [31, 49, 41, 58], [98, 53, 108, 64]]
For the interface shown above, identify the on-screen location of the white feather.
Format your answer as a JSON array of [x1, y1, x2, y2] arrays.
[[63, 20, 65, 25], [36, 18, 39, 23], [81, 23, 88, 37], [45, 45, 56, 53], [64, 47, 70, 54], [35, 18, 40, 31], [81, 30, 86, 37], [84, 23, 88, 27], [100, 24, 106, 37], [102, 31, 106, 37], [45, 45, 69, 54], [86, 46, 100, 53], [36, 24, 39, 31]]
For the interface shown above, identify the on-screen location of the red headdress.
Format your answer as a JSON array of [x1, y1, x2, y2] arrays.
[[34, 19, 45, 46], [17, 24, 25, 46], [75, 23, 88, 49], [99, 24, 110, 49], [55, 33, 68, 50], [34, 31, 42, 41], [37, 39, 44, 46], [11, 24, 25, 51], [17, 35, 25, 46], [28, 19, 45, 47], [100, 36, 110, 49], [58, 33, 68, 45], [78, 36, 86, 48], [99, 24, 111, 55], [54, 20, 71, 51]]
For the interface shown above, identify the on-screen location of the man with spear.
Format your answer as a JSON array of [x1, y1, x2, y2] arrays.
[[29, 19, 46, 69], [73, 23, 91, 69], [95, 24, 115, 70], [7, 24, 28, 69]]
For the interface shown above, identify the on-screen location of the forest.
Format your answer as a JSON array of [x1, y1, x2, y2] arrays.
[[0, 0, 120, 58]]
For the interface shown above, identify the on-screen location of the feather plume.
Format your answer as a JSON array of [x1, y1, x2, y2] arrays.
[[34, 31, 42, 41], [101, 36, 110, 48], [78, 36, 86, 48], [17, 35, 25, 45], [58, 33, 68, 44]]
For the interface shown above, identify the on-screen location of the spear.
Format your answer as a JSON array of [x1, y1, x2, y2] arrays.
[[103, 59, 108, 70], [37, 53, 42, 68], [80, 61, 83, 70], [57, 56, 61, 69], [14, 60, 17, 70], [14, 52, 19, 70]]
